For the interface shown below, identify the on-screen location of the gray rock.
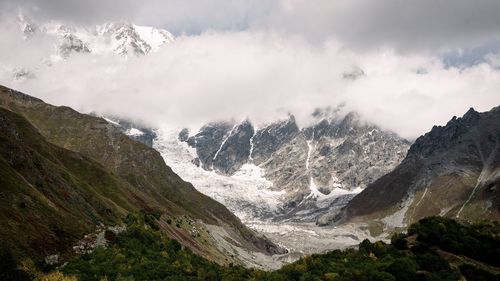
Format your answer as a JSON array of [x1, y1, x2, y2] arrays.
[[44, 254, 59, 265], [342, 66, 365, 81], [213, 120, 255, 175], [339, 106, 500, 226], [59, 33, 91, 58], [261, 133, 310, 203], [182, 108, 410, 220], [251, 116, 300, 164], [186, 122, 234, 170], [178, 128, 189, 142]]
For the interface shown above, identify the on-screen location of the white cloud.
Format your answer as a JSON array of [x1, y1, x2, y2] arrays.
[[1, 28, 499, 139]]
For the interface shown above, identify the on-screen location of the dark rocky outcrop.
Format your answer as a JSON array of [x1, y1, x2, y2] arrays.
[[212, 120, 254, 174], [181, 109, 410, 220], [178, 128, 189, 142], [338, 106, 500, 226], [186, 122, 234, 170]]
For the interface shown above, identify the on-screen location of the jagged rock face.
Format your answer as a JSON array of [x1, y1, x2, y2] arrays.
[[185, 121, 256, 174], [213, 120, 255, 174], [305, 113, 410, 193], [186, 122, 234, 170], [98, 22, 151, 56], [179, 111, 410, 220], [251, 117, 300, 165], [340, 106, 500, 227], [260, 133, 309, 205]]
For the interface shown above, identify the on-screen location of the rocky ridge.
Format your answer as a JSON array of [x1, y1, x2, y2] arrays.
[[177, 109, 410, 222], [335, 106, 500, 228]]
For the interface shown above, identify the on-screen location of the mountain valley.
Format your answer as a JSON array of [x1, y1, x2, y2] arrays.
[[1, 4, 500, 280], [0, 85, 285, 269]]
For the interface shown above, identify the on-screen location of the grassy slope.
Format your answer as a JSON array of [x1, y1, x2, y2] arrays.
[[0, 85, 281, 262], [0, 107, 138, 258]]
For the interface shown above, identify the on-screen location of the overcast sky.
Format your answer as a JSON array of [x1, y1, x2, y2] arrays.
[[4, 0, 500, 51], [1, 0, 500, 138]]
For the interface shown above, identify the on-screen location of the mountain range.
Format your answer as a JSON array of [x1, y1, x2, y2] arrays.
[[2, 14, 500, 280], [174, 109, 410, 223], [18, 14, 174, 57], [9, 14, 174, 81]]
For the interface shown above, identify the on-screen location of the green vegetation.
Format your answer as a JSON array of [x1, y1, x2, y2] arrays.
[[0, 106, 135, 259], [3, 216, 492, 281], [408, 216, 500, 267], [61, 214, 245, 281]]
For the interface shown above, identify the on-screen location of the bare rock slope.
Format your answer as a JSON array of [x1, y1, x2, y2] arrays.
[[337, 106, 500, 227]]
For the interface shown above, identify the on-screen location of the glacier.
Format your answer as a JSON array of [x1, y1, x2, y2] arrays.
[[153, 127, 377, 256]]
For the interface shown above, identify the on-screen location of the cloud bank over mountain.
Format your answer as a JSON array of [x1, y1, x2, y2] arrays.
[[5, 0, 500, 51], [0, 1, 500, 139]]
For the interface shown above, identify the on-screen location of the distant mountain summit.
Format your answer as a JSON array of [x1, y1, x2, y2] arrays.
[[9, 13, 174, 80], [333, 106, 500, 227], [17, 14, 174, 58], [17, 15, 174, 58]]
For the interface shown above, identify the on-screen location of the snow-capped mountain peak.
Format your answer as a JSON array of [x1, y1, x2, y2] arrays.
[[16, 14, 174, 58], [95, 22, 174, 56], [8, 14, 175, 80]]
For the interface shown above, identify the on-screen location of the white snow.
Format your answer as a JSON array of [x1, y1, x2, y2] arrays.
[[212, 124, 237, 162], [305, 177, 324, 200], [248, 130, 257, 163], [133, 24, 174, 51], [125, 128, 145, 136], [102, 117, 120, 126], [17, 15, 175, 60], [153, 127, 285, 222], [305, 136, 326, 200], [153, 127, 374, 259], [305, 139, 313, 170]]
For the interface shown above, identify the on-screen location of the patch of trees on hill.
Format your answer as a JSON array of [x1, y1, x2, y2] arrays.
[[2, 215, 500, 281]]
